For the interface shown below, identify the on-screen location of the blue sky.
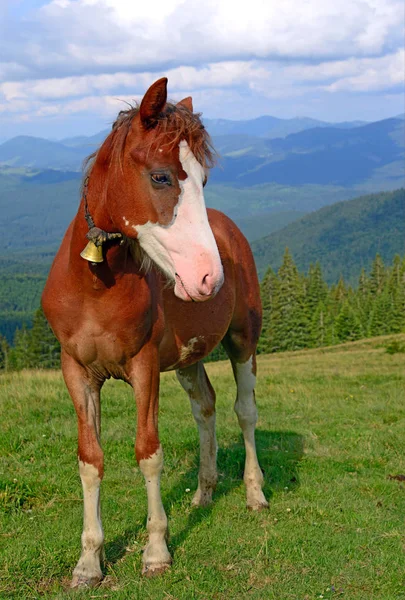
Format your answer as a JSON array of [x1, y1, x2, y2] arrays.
[[0, 0, 404, 140]]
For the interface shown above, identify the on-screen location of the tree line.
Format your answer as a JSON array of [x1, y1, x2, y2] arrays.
[[259, 250, 405, 353], [0, 250, 404, 371]]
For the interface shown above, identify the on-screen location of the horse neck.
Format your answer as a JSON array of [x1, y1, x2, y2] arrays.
[[68, 164, 126, 275]]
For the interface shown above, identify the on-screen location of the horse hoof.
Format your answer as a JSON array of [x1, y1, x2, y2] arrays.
[[191, 488, 214, 507], [70, 573, 103, 589], [247, 499, 269, 511], [142, 562, 171, 577]]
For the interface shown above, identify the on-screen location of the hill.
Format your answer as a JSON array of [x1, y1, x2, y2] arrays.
[[252, 188, 405, 283]]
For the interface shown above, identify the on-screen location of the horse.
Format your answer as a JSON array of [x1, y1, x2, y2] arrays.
[[42, 77, 268, 588]]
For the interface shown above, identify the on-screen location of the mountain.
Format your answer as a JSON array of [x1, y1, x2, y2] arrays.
[[0, 176, 80, 251], [204, 116, 366, 139], [0, 117, 401, 193], [60, 129, 110, 148], [0, 136, 88, 171], [0, 167, 382, 255], [233, 211, 305, 242], [251, 188, 405, 284], [210, 118, 404, 188]]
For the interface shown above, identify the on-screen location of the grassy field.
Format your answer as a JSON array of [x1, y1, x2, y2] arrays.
[[1, 335, 405, 599]]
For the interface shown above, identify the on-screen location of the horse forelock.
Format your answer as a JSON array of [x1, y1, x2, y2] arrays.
[[83, 101, 216, 185]]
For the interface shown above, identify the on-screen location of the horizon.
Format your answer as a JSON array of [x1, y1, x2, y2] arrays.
[[1, 111, 403, 146]]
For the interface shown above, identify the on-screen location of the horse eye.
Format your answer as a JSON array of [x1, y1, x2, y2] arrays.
[[151, 173, 171, 185]]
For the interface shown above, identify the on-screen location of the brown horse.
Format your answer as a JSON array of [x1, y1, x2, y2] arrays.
[[42, 78, 268, 588]]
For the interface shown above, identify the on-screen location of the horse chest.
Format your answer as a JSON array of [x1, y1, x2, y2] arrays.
[[48, 273, 158, 368]]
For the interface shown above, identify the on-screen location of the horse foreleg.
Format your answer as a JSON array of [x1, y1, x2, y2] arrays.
[[129, 346, 171, 576], [176, 362, 217, 507], [231, 355, 269, 511], [62, 351, 104, 588]]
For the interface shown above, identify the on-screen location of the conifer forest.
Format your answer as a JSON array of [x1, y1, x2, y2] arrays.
[[1, 250, 403, 371]]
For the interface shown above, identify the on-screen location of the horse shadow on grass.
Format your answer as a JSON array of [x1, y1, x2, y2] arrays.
[[104, 429, 304, 567]]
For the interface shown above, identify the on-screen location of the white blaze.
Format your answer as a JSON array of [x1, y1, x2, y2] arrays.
[[133, 141, 223, 299]]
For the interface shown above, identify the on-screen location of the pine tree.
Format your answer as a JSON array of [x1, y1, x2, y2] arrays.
[[310, 301, 332, 347], [356, 268, 372, 334], [0, 334, 9, 371], [27, 307, 61, 369], [387, 255, 405, 333], [6, 308, 60, 370], [271, 248, 310, 351], [369, 288, 396, 337], [258, 267, 278, 354], [330, 276, 347, 311], [369, 254, 385, 296], [335, 301, 363, 342], [8, 326, 30, 371], [306, 262, 327, 314], [28, 308, 60, 369]]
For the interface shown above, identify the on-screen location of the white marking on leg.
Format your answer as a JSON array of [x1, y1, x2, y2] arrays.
[[139, 446, 171, 573], [71, 461, 103, 587], [234, 357, 268, 510], [177, 363, 217, 506]]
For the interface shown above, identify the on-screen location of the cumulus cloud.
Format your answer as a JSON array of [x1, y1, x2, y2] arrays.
[[0, 0, 403, 134], [1, 0, 403, 80]]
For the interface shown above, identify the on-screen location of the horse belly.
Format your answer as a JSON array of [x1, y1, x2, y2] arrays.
[[159, 281, 235, 371]]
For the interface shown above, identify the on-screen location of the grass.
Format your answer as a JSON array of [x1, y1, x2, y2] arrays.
[[1, 334, 405, 599]]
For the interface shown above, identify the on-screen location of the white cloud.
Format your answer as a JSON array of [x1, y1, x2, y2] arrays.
[[0, 0, 403, 134], [0, 0, 403, 81], [0, 62, 270, 101], [249, 50, 405, 97], [323, 50, 405, 92]]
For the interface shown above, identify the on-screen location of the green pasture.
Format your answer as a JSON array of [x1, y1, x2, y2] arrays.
[[1, 335, 405, 599]]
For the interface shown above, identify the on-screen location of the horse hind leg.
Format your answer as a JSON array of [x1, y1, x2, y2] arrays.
[[176, 362, 217, 507], [224, 333, 268, 510]]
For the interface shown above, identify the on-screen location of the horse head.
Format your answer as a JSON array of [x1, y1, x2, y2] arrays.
[[92, 78, 224, 302]]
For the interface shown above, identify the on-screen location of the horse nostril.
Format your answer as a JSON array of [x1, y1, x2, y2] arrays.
[[200, 273, 214, 295]]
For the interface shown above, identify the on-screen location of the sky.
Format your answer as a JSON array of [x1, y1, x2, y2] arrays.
[[0, 0, 404, 140]]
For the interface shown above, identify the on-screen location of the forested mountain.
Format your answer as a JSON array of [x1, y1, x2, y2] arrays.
[[1, 167, 374, 254], [252, 189, 405, 284], [0, 136, 88, 170], [210, 118, 404, 187], [1, 116, 402, 193], [1, 188, 403, 343], [0, 177, 79, 251]]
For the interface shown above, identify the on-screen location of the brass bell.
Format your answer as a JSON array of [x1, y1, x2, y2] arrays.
[[80, 240, 104, 263]]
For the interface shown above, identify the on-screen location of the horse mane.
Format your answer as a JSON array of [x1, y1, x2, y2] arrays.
[[83, 101, 216, 183]]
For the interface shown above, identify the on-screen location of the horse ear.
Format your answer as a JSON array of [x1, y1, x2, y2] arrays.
[[139, 78, 168, 127], [177, 96, 193, 112]]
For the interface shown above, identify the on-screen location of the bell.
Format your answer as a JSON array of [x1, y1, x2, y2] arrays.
[[80, 240, 104, 263]]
